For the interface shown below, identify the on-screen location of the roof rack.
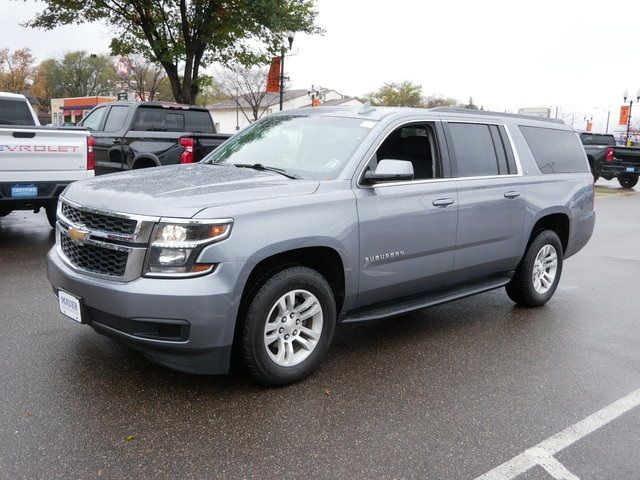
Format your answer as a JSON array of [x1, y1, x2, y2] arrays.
[[430, 107, 565, 124]]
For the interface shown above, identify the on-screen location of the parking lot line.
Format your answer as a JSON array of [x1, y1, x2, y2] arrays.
[[475, 387, 640, 480]]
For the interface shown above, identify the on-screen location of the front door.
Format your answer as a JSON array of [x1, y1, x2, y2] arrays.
[[354, 121, 458, 307]]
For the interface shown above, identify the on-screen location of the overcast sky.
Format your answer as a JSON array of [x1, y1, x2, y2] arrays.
[[2, 0, 637, 131]]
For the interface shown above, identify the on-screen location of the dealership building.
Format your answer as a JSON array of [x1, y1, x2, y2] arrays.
[[50, 96, 115, 125]]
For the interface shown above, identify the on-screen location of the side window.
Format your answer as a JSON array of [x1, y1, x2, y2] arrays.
[[448, 123, 501, 177], [369, 123, 442, 180], [103, 106, 130, 132], [81, 107, 107, 131], [520, 126, 589, 174]]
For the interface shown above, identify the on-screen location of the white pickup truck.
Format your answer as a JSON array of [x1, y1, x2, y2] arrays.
[[0, 92, 94, 227]]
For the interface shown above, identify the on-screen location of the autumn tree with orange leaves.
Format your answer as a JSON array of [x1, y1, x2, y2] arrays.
[[0, 47, 35, 94]]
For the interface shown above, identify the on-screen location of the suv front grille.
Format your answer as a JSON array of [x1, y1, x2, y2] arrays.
[[60, 235, 128, 277], [61, 202, 137, 235]]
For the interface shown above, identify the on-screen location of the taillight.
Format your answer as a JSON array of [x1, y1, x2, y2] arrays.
[[179, 137, 196, 164], [87, 135, 95, 170], [605, 147, 615, 162]]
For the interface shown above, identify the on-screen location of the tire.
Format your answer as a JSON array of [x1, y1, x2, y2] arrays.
[[241, 266, 336, 386], [506, 230, 563, 307], [618, 174, 638, 189], [0, 209, 11, 217], [45, 203, 57, 229]]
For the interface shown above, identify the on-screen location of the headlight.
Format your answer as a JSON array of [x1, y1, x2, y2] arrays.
[[143, 219, 233, 278]]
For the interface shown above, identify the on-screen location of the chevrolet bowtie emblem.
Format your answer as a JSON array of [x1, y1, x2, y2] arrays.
[[68, 226, 90, 242]]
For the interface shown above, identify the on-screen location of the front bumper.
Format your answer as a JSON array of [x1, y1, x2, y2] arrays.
[[47, 247, 246, 374]]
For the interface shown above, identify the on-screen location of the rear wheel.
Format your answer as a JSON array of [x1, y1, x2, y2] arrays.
[[618, 174, 638, 189], [241, 266, 336, 386], [506, 230, 563, 307], [45, 204, 57, 228]]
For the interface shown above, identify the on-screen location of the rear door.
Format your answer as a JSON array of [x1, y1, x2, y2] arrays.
[[444, 121, 525, 285]]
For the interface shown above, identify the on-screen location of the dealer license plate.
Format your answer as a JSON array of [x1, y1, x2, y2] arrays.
[[11, 184, 38, 197], [626, 167, 635, 173], [58, 290, 83, 323]]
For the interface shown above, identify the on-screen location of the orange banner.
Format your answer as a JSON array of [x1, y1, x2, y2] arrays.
[[586, 121, 593, 132], [266, 57, 281, 93], [619, 105, 630, 125]]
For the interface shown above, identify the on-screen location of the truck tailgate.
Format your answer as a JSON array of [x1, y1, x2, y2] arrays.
[[612, 147, 640, 164], [0, 126, 88, 173]]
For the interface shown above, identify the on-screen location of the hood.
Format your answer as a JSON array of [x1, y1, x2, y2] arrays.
[[62, 164, 319, 217]]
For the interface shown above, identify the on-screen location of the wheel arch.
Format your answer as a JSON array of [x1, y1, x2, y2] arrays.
[[525, 210, 570, 254], [131, 154, 160, 169], [231, 244, 349, 350]]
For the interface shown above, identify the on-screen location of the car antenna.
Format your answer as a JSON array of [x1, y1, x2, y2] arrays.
[[358, 102, 376, 115]]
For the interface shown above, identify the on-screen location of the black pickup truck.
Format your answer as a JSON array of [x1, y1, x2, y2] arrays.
[[580, 132, 640, 188], [77, 102, 231, 175]]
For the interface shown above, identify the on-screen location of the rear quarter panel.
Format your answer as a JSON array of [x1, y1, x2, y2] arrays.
[[508, 122, 595, 259]]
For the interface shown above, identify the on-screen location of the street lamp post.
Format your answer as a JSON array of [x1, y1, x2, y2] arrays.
[[623, 89, 640, 144], [279, 32, 295, 111]]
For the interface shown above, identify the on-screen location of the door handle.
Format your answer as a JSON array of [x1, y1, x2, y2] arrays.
[[432, 198, 454, 207], [112, 139, 122, 145], [504, 191, 521, 199]]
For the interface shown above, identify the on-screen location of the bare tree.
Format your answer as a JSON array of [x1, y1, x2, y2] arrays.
[[218, 66, 279, 123], [122, 56, 167, 101]]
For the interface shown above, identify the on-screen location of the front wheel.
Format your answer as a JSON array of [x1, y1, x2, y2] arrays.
[[506, 230, 563, 307], [618, 174, 638, 189], [241, 266, 336, 386]]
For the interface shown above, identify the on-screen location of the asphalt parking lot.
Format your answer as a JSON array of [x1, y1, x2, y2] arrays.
[[1, 181, 640, 480]]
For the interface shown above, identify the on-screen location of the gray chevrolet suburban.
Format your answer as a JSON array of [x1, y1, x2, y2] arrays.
[[47, 106, 595, 385]]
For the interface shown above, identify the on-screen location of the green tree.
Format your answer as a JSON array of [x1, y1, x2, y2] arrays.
[[44, 51, 116, 98], [423, 94, 458, 109], [27, 1, 321, 105], [194, 74, 228, 107], [458, 96, 478, 109], [367, 81, 424, 107]]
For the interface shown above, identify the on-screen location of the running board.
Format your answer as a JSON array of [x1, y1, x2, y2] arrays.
[[342, 275, 511, 323]]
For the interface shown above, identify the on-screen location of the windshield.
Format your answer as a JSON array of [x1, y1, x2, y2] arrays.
[[202, 115, 374, 180]]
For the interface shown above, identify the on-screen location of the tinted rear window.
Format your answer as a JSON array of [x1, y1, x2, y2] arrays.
[[520, 126, 589, 174], [580, 133, 616, 146], [0, 98, 35, 126], [132, 107, 213, 132], [448, 123, 500, 177]]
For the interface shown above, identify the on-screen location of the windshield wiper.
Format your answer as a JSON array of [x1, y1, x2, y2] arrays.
[[233, 163, 301, 180]]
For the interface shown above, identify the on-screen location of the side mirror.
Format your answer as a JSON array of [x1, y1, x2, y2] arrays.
[[364, 159, 414, 184]]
